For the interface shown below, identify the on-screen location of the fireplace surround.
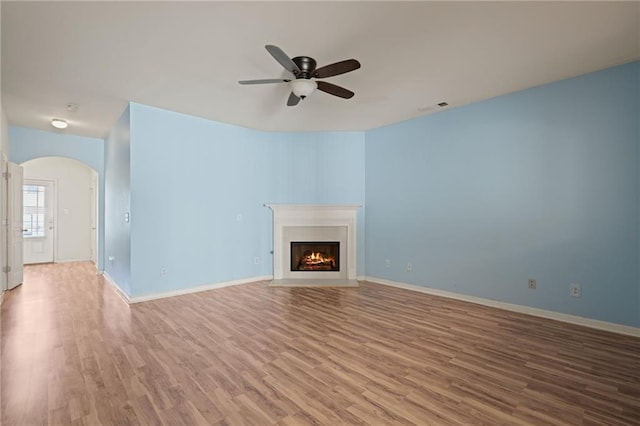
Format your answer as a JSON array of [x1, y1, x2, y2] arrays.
[[266, 204, 360, 286]]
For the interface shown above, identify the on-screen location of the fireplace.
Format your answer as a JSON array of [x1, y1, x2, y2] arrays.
[[291, 241, 339, 272], [281, 226, 346, 279], [266, 204, 360, 285]]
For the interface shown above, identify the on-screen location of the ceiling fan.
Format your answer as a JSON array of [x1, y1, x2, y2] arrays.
[[239, 45, 361, 106]]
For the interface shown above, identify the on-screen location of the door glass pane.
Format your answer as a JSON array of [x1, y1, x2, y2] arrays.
[[23, 185, 46, 238]]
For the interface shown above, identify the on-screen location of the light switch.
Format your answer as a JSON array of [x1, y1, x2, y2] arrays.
[[63, 208, 70, 215]]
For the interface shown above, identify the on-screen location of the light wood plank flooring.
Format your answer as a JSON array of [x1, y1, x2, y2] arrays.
[[2, 262, 639, 425]]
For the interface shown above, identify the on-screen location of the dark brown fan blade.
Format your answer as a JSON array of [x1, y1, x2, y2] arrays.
[[239, 79, 290, 85], [287, 92, 300, 106], [265, 45, 301, 75], [314, 59, 360, 78], [316, 81, 354, 99]]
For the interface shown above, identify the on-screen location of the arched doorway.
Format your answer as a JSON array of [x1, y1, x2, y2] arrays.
[[20, 157, 99, 266]]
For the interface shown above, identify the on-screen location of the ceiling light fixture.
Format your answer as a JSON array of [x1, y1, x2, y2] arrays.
[[290, 79, 317, 99], [51, 118, 68, 129]]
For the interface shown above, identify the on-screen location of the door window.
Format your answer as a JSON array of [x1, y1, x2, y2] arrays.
[[23, 184, 46, 238]]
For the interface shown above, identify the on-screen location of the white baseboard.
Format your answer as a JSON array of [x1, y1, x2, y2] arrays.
[[364, 276, 640, 338], [127, 275, 272, 304], [55, 257, 93, 264], [102, 272, 131, 304]]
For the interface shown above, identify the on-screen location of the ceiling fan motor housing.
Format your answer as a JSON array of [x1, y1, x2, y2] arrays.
[[292, 56, 317, 79]]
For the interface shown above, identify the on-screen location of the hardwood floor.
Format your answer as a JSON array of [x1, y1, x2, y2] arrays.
[[2, 262, 639, 425]]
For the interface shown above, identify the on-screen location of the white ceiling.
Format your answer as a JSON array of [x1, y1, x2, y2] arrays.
[[2, 1, 639, 139]]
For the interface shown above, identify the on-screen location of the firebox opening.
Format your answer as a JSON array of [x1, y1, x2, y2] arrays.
[[291, 241, 340, 272]]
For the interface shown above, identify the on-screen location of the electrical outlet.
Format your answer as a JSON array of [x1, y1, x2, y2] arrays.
[[254, 256, 260, 265], [569, 283, 581, 297], [407, 262, 413, 272], [161, 268, 167, 276], [385, 259, 391, 268], [528, 279, 536, 289]]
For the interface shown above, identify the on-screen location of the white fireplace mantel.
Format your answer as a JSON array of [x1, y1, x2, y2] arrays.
[[265, 204, 360, 285]]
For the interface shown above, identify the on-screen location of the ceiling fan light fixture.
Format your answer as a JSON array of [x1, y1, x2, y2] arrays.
[[290, 79, 317, 99], [51, 118, 68, 129], [240, 45, 358, 106]]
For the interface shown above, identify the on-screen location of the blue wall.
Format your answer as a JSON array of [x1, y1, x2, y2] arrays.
[[127, 103, 365, 297], [365, 62, 640, 326], [104, 106, 132, 296], [9, 126, 106, 270]]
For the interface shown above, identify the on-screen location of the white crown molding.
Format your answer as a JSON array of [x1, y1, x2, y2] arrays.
[[364, 276, 640, 338]]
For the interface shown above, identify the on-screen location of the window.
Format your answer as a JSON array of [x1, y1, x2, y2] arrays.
[[23, 185, 46, 238]]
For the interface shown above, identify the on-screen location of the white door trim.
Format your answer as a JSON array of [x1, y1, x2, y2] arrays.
[[23, 178, 56, 264], [7, 162, 24, 289]]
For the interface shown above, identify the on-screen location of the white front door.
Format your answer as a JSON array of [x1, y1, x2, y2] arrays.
[[7, 163, 24, 289], [23, 179, 55, 264]]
